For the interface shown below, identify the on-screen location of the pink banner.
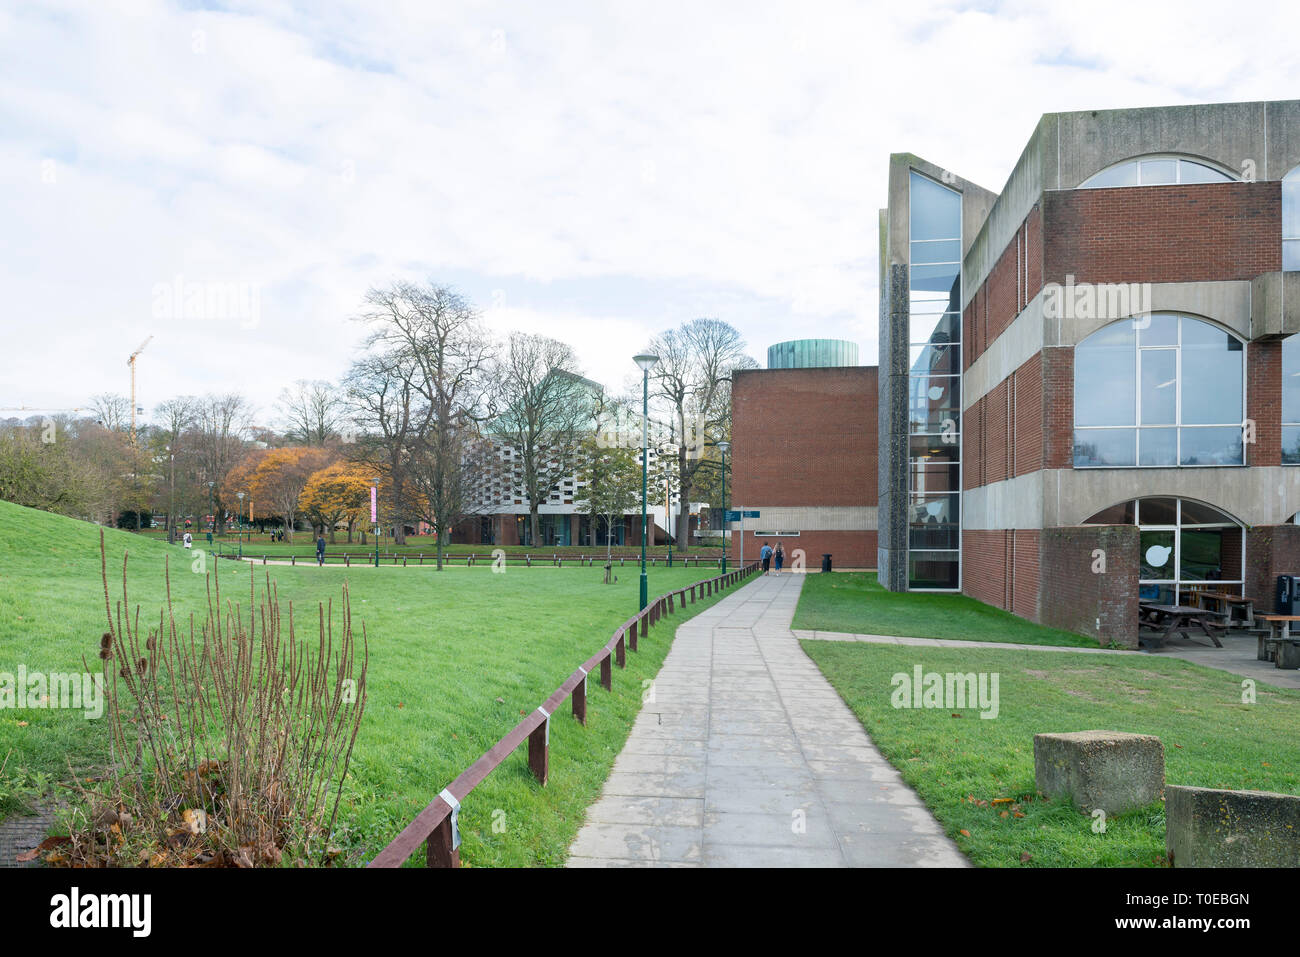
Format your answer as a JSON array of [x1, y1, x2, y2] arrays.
[[370, 485, 377, 523]]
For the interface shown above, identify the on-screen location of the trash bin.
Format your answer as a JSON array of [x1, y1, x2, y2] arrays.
[[821, 553, 833, 573], [1278, 575, 1299, 614]]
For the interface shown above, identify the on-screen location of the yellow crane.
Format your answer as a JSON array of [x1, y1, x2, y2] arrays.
[[128, 335, 153, 444]]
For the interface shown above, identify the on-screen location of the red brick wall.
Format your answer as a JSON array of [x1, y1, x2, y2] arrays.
[[963, 530, 1009, 608], [1013, 529, 1041, 620], [1039, 525, 1140, 647], [1013, 353, 1044, 476], [732, 530, 877, 570], [1042, 347, 1074, 470], [732, 367, 878, 507], [964, 354, 1046, 489], [1247, 339, 1282, 467], [1245, 525, 1300, 612], [967, 207, 1044, 368], [1043, 182, 1281, 285]]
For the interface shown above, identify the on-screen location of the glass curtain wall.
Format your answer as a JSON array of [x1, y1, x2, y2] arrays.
[[908, 171, 962, 589]]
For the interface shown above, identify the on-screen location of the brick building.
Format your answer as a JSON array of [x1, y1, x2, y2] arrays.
[[735, 99, 1300, 648]]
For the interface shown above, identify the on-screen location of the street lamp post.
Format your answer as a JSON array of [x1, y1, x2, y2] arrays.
[[166, 445, 176, 545], [372, 477, 380, 568], [663, 444, 674, 568], [634, 353, 659, 610], [236, 491, 245, 559], [717, 441, 730, 573], [207, 481, 215, 551]]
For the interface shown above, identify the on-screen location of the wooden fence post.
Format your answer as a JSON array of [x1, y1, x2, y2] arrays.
[[629, 620, 638, 652], [528, 709, 550, 785], [426, 791, 461, 868], [600, 652, 612, 690], [616, 634, 626, 668], [572, 671, 587, 725]]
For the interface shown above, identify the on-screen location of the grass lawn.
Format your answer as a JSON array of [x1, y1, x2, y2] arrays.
[[0, 501, 729, 866], [793, 572, 1100, 647], [801, 640, 1300, 867]]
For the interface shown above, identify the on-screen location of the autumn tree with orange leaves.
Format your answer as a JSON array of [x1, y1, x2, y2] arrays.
[[231, 447, 334, 542], [298, 460, 373, 543]]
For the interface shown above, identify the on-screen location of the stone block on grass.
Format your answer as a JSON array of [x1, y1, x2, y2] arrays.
[[1033, 730, 1164, 815], [1166, 785, 1300, 867]]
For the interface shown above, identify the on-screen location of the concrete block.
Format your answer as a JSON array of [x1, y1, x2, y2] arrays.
[[1166, 785, 1300, 868], [1034, 730, 1164, 815]]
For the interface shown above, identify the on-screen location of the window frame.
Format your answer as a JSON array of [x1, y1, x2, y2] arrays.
[[1073, 315, 1247, 469], [1079, 154, 1238, 189]]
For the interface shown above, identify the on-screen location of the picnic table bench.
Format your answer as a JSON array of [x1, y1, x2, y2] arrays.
[[1138, 601, 1225, 648], [1193, 590, 1259, 628], [1254, 615, 1300, 669]]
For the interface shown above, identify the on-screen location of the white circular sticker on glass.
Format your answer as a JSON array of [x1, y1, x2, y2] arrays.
[[1145, 545, 1172, 569]]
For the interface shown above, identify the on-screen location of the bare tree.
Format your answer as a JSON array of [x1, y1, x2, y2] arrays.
[[276, 380, 344, 446], [350, 281, 496, 553], [492, 333, 594, 546], [90, 393, 131, 432], [153, 396, 197, 542], [645, 318, 757, 550], [193, 393, 253, 533]]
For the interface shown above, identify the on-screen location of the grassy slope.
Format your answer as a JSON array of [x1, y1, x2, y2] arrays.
[[801, 641, 1300, 867], [793, 572, 1099, 648], [0, 500, 728, 865]]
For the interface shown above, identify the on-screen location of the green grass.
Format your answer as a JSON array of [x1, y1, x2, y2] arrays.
[[801, 640, 1300, 867], [794, 572, 1100, 647], [0, 500, 730, 866]]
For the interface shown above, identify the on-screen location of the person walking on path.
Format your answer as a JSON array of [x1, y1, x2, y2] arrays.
[[760, 541, 772, 574], [774, 542, 785, 573], [316, 534, 326, 566]]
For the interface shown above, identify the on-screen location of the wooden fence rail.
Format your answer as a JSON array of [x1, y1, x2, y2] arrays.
[[366, 561, 761, 868]]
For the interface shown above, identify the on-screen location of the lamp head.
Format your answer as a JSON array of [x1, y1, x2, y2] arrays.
[[633, 353, 659, 372], [716, 441, 730, 454]]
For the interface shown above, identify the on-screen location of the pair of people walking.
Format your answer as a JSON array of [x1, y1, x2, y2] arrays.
[[760, 541, 784, 574]]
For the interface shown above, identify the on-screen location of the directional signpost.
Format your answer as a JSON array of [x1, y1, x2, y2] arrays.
[[726, 510, 760, 567]]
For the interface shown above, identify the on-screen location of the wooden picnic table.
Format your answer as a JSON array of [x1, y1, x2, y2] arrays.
[[1194, 590, 1258, 628], [1138, 602, 1225, 648], [1254, 615, 1300, 668]]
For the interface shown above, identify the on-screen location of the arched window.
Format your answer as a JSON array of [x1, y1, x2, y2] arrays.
[[1080, 155, 1235, 189], [1284, 167, 1300, 271], [1084, 497, 1243, 605], [1073, 314, 1244, 467]]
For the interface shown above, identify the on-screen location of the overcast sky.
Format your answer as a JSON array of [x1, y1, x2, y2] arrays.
[[3, 0, 1299, 426]]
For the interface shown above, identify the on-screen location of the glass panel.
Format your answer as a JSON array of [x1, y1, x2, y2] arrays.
[[908, 553, 960, 589], [1139, 583, 1177, 604], [1179, 499, 1236, 525], [1138, 427, 1177, 466], [1285, 170, 1300, 239], [1180, 320, 1243, 424], [908, 462, 961, 494], [908, 401, 958, 434], [1138, 313, 1178, 346], [910, 264, 960, 299], [909, 436, 960, 463], [910, 239, 961, 264], [1140, 159, 1177, 185], [910, 524, 960, 550], [1179, 426, 1243, 465], [1139, 529, 1176, 579], [1139, 350, 1176, 424], [1075, 322, 1136, 426], [1083, 501, 1136, 525], [1286, 239, 1300, 272], [1137, 498, 1177, 525], [909, 343, 960, 376], [1083, 162, 1140, 188], [909, 311, 960, 346], [1178, 160, 1232, 184], [1074, 428, 1136, 467], [1283, 425, 1300, 465], [909, 171, 961, 241], [910, 492, 959, 526], [1180, 529, 1224, 581]]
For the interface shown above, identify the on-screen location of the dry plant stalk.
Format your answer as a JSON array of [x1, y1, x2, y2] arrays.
[[61, 531, 369, 867]]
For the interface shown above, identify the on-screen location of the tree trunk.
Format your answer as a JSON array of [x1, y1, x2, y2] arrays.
[[530, 506, 540, 547], [328, 524, 337, 544], [436, 525, 445, 570]]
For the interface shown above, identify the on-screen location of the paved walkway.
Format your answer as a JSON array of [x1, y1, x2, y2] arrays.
[[567, 573, 968, 868]]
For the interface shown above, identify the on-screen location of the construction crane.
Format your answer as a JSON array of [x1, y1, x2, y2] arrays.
[[128, 335, 153, 444]]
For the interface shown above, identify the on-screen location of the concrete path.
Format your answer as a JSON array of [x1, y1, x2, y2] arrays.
[[567, 572, 968, 868]]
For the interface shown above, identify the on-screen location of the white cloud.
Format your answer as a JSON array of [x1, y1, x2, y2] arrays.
[[2, 0, 1299, 420]]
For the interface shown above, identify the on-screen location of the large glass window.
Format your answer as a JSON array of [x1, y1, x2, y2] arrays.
[[1084, 498, 1243, 605], [908, 170, 961, 589], [1285, 167, 1300, 272], [1073, 315, 1245, 468], [1283, 334, 1300, 463], [1080, 156, 1236, 189]]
